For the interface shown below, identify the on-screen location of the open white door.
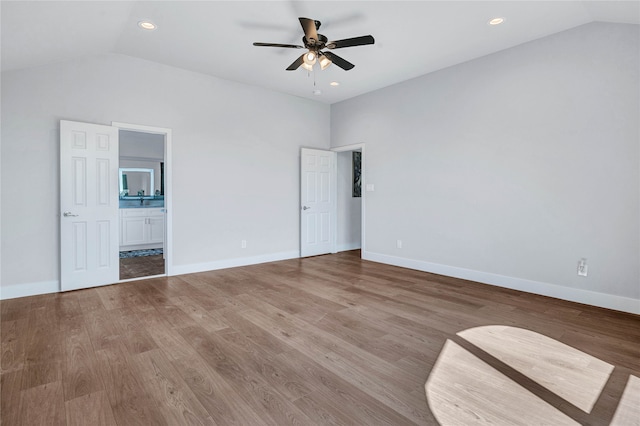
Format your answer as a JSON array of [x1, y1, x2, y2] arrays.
[[60, 120, 119, 291], [300, 148, 336, 257]]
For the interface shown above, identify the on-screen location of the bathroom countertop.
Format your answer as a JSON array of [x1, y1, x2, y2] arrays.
[[119, 198, 164, 209]]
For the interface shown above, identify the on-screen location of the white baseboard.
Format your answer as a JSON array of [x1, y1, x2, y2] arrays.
[[363, 251, 640, 315], [0, 251, 300, 300], [6, 252, 637, 316], [0, 280, 59, 300], [337, 242, 362, 253], [170, 250, 300, 276]]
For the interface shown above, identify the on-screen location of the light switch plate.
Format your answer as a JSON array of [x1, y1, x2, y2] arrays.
[[366, 184, 375, 192]]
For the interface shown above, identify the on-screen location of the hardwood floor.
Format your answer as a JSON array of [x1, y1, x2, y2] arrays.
[[2, 250, 638, 425]]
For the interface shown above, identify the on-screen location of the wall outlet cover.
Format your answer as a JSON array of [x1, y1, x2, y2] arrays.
[[578, 258, 588, 276]]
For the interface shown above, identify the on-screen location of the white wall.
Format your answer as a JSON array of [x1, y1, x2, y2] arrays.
[[1, 53, 329, 297], [331, 23, 640, 313], [337, 151, 362, 251]]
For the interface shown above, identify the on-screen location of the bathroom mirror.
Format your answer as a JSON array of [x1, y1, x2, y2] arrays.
[[119, 168, 154, 197]]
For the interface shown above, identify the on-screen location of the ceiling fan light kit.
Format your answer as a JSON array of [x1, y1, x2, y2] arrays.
[[253, 17, 375, 72], [319, 53, 332, 70], [303, 51, 317, 66]]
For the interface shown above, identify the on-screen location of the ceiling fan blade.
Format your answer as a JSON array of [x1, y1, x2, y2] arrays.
[[326, 35, 375, 49], [253, 42, 304, 49], [299, 17, 319, 43], [322, 51, 355, 70], [286, 54, 305, 71]]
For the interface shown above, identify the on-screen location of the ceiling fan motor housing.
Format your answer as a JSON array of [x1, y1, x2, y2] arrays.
[[304, 33, 328, 52]]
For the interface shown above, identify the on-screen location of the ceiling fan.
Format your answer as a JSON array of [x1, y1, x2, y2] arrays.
[[253, 17, 375, 71]]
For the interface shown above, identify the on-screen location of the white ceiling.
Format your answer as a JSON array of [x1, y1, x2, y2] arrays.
[[2, 1, 638, 104]]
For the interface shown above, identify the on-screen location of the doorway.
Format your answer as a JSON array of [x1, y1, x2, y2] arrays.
[[333, 144, 365, 255], [113, 122, 172, 280]]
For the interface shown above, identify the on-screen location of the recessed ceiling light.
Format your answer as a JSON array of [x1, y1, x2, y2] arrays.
[[138, 20, 157, 30], [330, 81, 340, 87], [488, 17, 505, 26]]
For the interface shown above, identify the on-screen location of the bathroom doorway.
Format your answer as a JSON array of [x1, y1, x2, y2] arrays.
[[115, 123, 172, 280]]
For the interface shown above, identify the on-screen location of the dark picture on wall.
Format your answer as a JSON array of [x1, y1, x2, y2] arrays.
[[353, 151, 362, 198]]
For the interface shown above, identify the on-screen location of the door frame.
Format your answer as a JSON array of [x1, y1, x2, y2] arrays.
[[112, 122, 173, 277], [331, 143, 366, 256]]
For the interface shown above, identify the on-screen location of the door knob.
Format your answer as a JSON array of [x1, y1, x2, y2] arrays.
[[63, 212, 79, 217], [302, 206, 311, 210]]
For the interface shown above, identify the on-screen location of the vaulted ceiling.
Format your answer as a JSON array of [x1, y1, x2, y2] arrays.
[[2, 1, 638, 104]]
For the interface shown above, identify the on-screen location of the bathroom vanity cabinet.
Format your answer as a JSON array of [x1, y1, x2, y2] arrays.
[[120, 208, 164, 250]]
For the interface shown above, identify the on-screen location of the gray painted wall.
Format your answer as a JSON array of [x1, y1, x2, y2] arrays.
[[120, 130, 164, 160], [1, 53, 329, 293], [331, 23, 639, 311]]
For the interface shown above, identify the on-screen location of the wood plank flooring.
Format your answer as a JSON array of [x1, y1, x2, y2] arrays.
[[2, 250, 639, 425]]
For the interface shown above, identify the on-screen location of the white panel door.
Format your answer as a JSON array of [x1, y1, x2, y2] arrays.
[[300, 148, 336, 257], [60, 120, 119, 291]]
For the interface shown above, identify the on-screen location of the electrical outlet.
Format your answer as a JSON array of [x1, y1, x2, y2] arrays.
[[241, 240, 247, 249], [577, 258, 588, 276], [396, 239, 402, 249]]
